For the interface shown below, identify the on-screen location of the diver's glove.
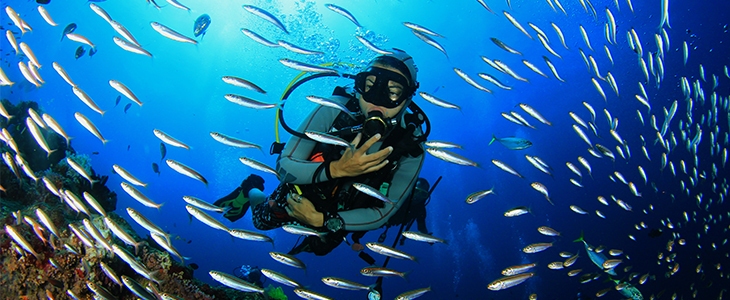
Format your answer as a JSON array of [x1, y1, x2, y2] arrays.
[[214, 175, 265, 222]]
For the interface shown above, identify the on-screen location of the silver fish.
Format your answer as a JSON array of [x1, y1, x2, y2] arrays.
[[503, 11, 532, 39], [279, 58, 337, 74], [411, 30, 448, 58], [418, 92, 460, 110], [151, 22, 196, 44], [543, 56, 565, 82], [166, 159, 208, 186], [229, 228, 274, 246], [239, 157, 279, 178], [403, 22, 444, 38], [366, 242, 417, 261], [353, 183, 394, 204], [225, 94, 277, 109], [240, 28, 279, 47], [261, 269, 301, 288], [242, 5, 288, 34], [325, 4, 361, 27], [492, 159, 523, 178], [531, 182, 553, 205], [491, 37, 521, 55], [278, 40, 323, 55], [305, 131, 352, 149], [355, 36, 393, 55], [210, 132, 262, 150], [186, 205, 229, 231], [478, 73, 511, 90], [154, 129, 190, 150], [453, 68, 492, 93], [210, 270, 264, 293], [113, 36, 152, 57], [426, 147, 479, 167], [122, 182, 162, 209], [519, 103, 551, 126]]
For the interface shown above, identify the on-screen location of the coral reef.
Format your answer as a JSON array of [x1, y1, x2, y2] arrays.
[[0, 100, 272, 299]]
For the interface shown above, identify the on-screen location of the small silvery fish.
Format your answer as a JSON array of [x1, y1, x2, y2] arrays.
[[183, 196, 224, 213], [401, 231, 447, 244], [283, 224, 327, 238], [465, 188, 496, 204], [66, 157, 97, 186], [426, 147, 479, 167], [395, 286, 431, 300], [321, 277, 372, 291], [531, 182, 553, 205], [210, 132, 262, 150], [75, 112, 107, 144], [487, 273, 534, 291], [501, 263, 537, 276], [154, 129, 190, 150], [225, 94, 277, 109], [186, 205, 229, 231], [109, 80, 143, 106], [113, 164, 148, 187], [242, 5, 288, 34], [306, 95, 357, 119], [293, 289, 334, 300], [418, 92, 460, 110], [239, 157, 279, 178], [277, 40, 323, 55], [229, 228, 274, 246], [478, 73, 512, 90], [305, 131, 352, 149], [366, 242, 417, 261], [491, 37, 521, 55], [166, 159, 208, 186], [523, 242, 552, 253], [241, 28, 279, 47], [113, 36, 153, 57], [353, 182, 393, 204], [504, 206, 530, 217], [423, 140, 462, 149], [356, 36, 393, 55], [502, 11, 531, 39], [270, 252, 306, 271], [453, 68, 492, 93], [360, 266, 409, 279], [122, 182, 163, 209], [279, 58, 338, 74], [260, 269, 301, 288], [210, 270, 265, 293], [537, 226, 560, 236], [325, 4, 361, 27], [411, 30, 448, 58], [492, 159, 523, 178], [222, 76, 266, 94]]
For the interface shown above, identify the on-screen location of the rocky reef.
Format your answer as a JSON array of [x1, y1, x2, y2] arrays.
[[0, 100, 278, 299]]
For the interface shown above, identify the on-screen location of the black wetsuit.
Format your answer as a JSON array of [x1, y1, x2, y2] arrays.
[[251, 88, 425, 233]]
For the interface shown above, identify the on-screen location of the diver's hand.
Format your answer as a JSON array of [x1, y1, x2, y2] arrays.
[[286, 193, 324, 227], [329, 133, 392, 178]]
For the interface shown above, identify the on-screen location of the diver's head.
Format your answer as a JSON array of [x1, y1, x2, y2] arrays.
[[411, 177, 430, 204], [354, 49, 419, 139]]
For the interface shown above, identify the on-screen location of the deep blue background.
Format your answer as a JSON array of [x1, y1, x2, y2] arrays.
[[1, 0, 729, 299]]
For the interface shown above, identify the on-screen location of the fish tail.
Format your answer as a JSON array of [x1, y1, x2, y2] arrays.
[[402, 270, 411, 282], [573, 231, 585, 243], [489, 135, 497, 146]]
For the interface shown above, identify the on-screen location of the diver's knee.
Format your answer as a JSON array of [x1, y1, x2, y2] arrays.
[[248, 189, 266, 207]]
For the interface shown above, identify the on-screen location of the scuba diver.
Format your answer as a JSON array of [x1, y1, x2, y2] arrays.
[[213, 174, 265, 222], [233, 264, 264, 288], [215, 49, 430, 256]]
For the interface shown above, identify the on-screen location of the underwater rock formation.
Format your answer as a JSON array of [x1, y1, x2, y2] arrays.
[[0, 100, 274, 299]]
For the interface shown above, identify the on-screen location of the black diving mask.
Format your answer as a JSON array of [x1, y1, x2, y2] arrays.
[[354, 67, 414, 109]]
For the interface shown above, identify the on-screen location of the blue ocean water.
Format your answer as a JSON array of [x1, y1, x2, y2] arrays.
[[1, 0, 730, 299]]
